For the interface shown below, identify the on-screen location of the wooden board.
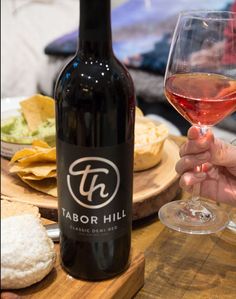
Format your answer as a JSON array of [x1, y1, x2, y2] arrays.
[[12, 250, 145, 299], [1, 218, 145, 299], [1, 139, 180, 220]]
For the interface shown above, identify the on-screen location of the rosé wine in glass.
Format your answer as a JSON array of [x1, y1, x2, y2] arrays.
[[158, 10, 236, 234], [165, 73, 236, 126]]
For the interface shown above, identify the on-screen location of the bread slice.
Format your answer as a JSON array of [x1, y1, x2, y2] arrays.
[[1, 199, 40, 219]]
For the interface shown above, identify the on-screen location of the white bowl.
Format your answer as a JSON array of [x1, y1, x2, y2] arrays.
[[1, 96, 56, 159]]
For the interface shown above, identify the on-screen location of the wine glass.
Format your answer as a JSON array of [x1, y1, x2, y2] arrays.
[[227, 137, 236, 233], [158, 11, 236, 234]]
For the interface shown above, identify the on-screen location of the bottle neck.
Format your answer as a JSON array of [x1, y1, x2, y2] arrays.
[[78, 0, 113, 58]]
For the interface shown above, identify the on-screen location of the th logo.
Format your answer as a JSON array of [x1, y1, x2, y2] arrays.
[[67, 157, 120, 209]]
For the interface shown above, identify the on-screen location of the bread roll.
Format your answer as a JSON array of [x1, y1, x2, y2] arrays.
[[1, 214, 56, 289]]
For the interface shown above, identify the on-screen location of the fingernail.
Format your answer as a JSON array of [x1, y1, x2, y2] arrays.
[[194, 172, 206, 178]]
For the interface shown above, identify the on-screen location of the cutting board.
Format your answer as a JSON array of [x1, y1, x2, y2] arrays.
[[1, 217, 145, 299], [1, 138, 180, 220], [11, 250, 144, 299]]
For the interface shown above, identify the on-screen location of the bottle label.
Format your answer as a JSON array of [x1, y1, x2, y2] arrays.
[[57, 139, 134, 241]]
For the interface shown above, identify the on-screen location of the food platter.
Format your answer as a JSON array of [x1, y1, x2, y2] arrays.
[[1, 138, 180, 220], [1, 96, 181, 219]]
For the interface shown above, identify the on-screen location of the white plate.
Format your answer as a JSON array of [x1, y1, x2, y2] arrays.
[[1, 96, 27, 113], [1, 96, 32, 159], [146, 114, 182, 136], [147, 114, 236, 143], [211, 127, 236, 143]]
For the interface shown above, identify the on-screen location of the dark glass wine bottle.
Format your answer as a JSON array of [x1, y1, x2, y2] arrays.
[[54, 0, 135, 280]]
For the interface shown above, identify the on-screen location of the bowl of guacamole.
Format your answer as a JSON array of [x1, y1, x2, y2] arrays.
[[1, 95, 56, 159]]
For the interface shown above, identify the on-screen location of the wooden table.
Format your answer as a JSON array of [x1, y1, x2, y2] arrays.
[[131, 190, 236, 299], [3, 136, 236, 298], [130, 136, 236, 299], [34, 192, 236, 299]]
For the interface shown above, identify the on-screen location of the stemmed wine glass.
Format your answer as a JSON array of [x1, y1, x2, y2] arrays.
[[158, 11, 236, 234]]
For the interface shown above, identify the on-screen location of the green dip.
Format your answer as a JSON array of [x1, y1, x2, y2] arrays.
[[1, 114, 55, 146]]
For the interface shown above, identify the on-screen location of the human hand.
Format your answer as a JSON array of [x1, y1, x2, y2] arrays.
[[176, 126, 236, 206]]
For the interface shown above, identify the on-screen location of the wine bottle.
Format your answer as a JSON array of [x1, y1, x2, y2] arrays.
[[54, 0, 135, 280]]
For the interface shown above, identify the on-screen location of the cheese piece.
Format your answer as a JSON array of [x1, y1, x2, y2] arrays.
[[1, 214, 56, 289]]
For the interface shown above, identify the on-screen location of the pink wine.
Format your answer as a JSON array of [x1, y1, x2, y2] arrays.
[[165, 73, 236, 126]]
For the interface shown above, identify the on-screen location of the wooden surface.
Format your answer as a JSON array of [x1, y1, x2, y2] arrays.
[[2, 136, 236, 298], [1, 138, 180, 220], [133, 138, 180, 219], [4, 218, 145, 299], [132, 192, 236, 299], [130, 136, 236, 298], [15, 251, 144, 299]]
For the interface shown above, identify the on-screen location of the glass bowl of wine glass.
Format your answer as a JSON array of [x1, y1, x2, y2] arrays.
[[158, 10, 236, 234]]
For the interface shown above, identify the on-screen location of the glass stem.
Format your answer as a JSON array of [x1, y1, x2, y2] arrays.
[[188, 125, 209, 209]]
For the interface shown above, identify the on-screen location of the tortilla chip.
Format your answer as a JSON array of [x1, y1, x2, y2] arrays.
[[10, 148, 38, 164], [20, 170, 57, 180], [10, 162, 56, 177], [18, 173, 57, 197], [20, 94, 55, 131], [32, 140, 51, 148], [18, 148, 56, 166]]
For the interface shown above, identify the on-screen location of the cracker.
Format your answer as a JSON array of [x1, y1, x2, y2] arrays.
[[1, 199, 40, 219]]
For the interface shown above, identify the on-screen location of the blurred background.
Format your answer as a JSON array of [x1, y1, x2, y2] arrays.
[[1, 0, 235, 137]]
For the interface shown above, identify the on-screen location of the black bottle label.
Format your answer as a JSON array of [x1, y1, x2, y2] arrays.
[[57, 139, 134, 242]]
